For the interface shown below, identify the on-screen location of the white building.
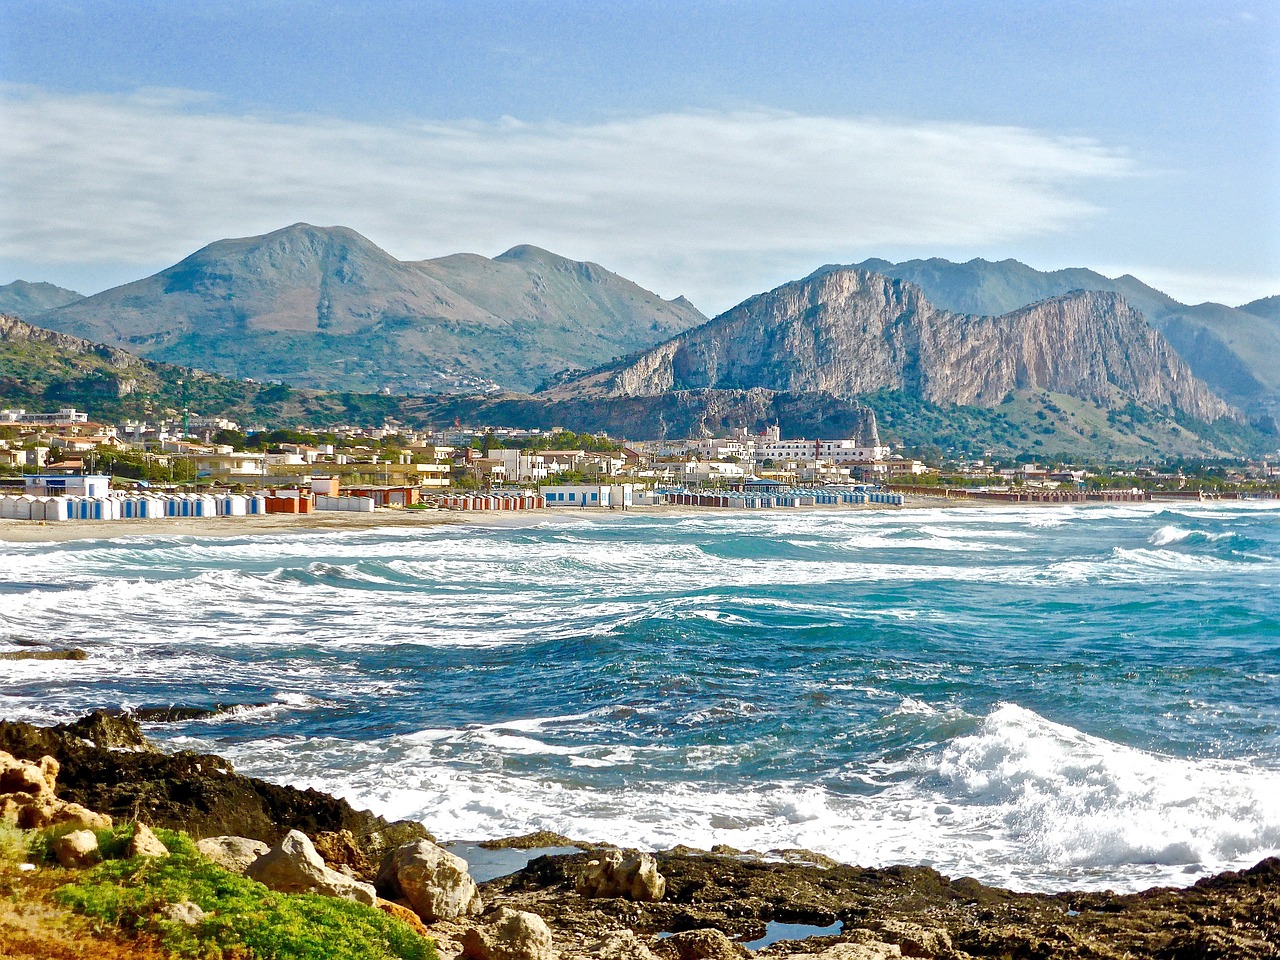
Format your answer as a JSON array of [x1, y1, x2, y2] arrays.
[[539, 483, 635, 508], [755, 437, 890, 464], [24, 474, 111, 497], [683, 460, 747, 483], [496, 449, 560, 483], [0, 407, 89, 425]]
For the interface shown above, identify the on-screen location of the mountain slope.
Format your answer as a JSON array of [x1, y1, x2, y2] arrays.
[[843, 257, 1280, 407], [557, 268, 1233, 424], [1239, 295, 1280, 323], [0, 313, 409, 428], [0, 280, 85, 316], [31, 224, 707, 394]]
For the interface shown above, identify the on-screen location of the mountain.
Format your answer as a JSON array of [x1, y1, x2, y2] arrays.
[[0, 309, 882, 443], [401, 389, 882, 444], [1239, 295, 1280, 323], [0, 280, 85, 317], [30, 224, 707, 394], [0, 313, 410, 428], [558, 268, 1232, 421], [543, 268, 1274, 458], [4, 310, 1269, 458], [841, 258, 1280, 409]]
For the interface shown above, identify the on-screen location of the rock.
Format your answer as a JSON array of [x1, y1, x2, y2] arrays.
[[379, 899, 434, 939], [60, 709, 154, 751], [651, 929, 743, 960], [0, 648, 88, 661], [314, 828, 372, 879], [462, 907, 555, 960], [0, 749, 111, 830], [481, 831, 581, 850], [378, 838, 484, 922], [872, 921, 951, 958], [590, 931, 660, 960], [575, 270, 1232, 425], [159, 900, 206, 926], [799, 946, 902, 960], [576, 850, 666, 902], [197, 836, 270, 874], [0, 716, 430, 866], [0, 750, 57, 797], [246, 829, 377, 905], [128, 822, 169, 858], [52, 828, 100, 868], [47, 801, 112, 830], [129, 704, 268, 723]]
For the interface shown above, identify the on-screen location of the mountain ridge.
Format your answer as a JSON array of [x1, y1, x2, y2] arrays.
[[837, 256, 1280, 407], [549, 268, 1234, 425], [0, 280, 85, 317], [29, 224, 708, 395]]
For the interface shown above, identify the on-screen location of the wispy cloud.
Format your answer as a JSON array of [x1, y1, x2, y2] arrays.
[[0, 85, 1132, 311]]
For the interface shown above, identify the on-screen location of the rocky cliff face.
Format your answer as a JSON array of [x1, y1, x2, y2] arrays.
[[1, 313, 131, 362], [847, 256, 1280, 407], [564, 269, 1234, 423], [406, 388, 881, 443]]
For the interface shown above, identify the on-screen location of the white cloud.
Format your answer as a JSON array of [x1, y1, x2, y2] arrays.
[[0, 85, 1132, 312]]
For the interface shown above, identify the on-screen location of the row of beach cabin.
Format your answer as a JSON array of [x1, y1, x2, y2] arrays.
[[0, 493, 269, 521], [0, 483, 905, 522], [664, 490, 903, 508]]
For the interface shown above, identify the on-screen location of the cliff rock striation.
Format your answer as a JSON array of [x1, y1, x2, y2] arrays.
[[557, 269, 1234, 424]]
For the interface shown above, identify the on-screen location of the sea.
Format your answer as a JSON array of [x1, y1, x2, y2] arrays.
[[2, 500, 1278, 894]]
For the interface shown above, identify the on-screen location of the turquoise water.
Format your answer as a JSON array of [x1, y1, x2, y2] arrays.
[[2, 501, 1278, 892]]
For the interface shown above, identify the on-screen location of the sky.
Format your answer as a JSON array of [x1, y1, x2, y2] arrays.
[[1, 0, 1278, 314]]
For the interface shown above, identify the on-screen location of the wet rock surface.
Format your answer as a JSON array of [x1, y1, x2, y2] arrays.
[[0, 716, 429, 871], [481, 849, 1280, 959], [5, 714, 1278, 958]]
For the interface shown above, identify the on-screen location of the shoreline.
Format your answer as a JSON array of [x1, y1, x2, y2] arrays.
[[0, 494, 1236, 544], [1, 711, 1276, 959]]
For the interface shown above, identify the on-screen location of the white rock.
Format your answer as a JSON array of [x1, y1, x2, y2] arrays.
[[591, 931, 660, 960], [159, 900, 206, 926], [378, 838, 483, 922], [128, 823, 170, 858], [197, 836, 270, 874], [246, 829, 376, 905], [463, 907, 556, 960], [576, 850, 666, 902], [52, 829, 100, 868]]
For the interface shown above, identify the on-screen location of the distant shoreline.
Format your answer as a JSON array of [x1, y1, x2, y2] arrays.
[[0, 494, 1259, 544]]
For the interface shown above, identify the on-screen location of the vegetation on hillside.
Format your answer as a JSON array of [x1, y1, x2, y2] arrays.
[[2, 822, 435, 960], [863, 389, 1274, 461]]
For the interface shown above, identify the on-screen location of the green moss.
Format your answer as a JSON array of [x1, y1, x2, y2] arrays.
[[0, 821, 28, 863], [56, 850, 434, 960]]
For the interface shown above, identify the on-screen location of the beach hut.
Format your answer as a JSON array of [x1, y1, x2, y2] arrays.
[[41, 497, 70, 522]]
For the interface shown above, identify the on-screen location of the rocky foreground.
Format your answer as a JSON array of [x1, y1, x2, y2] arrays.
[[2, 712, 1277, 959]]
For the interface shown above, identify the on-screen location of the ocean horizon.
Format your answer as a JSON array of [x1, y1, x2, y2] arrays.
[[3, 500, 1278, 894]]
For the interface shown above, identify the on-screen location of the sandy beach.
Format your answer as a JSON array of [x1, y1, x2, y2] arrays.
[[0, 503, 724, 543], [0, 492, 1186, 544]]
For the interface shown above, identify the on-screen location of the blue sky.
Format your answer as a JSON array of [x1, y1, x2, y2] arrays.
[[1, 0, 1277, 312]]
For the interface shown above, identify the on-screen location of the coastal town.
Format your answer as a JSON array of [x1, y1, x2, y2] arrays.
[[1, 405, 1277, 525]]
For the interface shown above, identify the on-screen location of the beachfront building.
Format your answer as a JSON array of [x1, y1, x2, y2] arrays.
[[539, 483, 635, 508], [23, 473, 111, 497]]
